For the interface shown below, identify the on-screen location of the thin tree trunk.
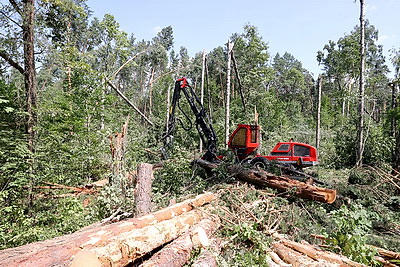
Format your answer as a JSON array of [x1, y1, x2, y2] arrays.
[[316, 75, 322, 149], [148, 67, 155, 116], [166, 80, 171, 134], [225, 41, 234, 148], [23, 0, 37, 209], [356, 0, 366, 167], [23, 0, 37, 154], [394, 83, 400, 172], [106, 78, 154, 126], [200, 49, 206, 153]]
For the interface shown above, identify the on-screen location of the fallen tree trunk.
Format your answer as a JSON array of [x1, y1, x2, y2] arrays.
[[193, 159, 336, 204], [278, 238, 366, 267], [140, 216, 220, 267], [227, 165, 336, 204], [0, 192, 216, 267]]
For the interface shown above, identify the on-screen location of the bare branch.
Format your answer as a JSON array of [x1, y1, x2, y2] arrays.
[[9, 0, 22, 16], [0, 10, 22, 28], [105, 77, 154, 126], [111, 49, 149, 79], [0, 50, 24, 74]]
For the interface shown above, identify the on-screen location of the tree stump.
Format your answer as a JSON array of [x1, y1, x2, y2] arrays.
[[134, 163, 154, 216]]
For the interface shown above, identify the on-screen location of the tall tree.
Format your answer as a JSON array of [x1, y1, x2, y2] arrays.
[[390, 48, 400, 171], [316, 75, 322, 149], [0, 0, 37, 153], [356, 0, 366, 167], [225, 41, 233, 148]]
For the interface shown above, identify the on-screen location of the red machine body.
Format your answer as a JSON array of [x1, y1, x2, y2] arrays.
[[228, 124, 318, 167]]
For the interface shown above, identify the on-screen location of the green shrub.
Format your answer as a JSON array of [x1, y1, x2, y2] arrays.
[[325, 204, 378, 265]]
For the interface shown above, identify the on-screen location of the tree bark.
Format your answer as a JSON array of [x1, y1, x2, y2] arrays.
[[356, 0, 366, 167], [134, 163, 154, 216], [191, 237, 221, 267], [0, 192, 216, 267], [140, 217, 220, 267], [227, 165, 336, 204]]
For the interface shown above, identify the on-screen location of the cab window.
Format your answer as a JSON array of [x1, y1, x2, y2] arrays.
[[231, 128, 246, 146], [270, 144, 291, 156], [294, 145, 310, 157]]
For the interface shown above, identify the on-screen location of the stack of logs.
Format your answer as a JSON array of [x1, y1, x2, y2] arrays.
[[1, 191, 399, 266], [267, 232, 399, 267], [0, 193, 220, 267]]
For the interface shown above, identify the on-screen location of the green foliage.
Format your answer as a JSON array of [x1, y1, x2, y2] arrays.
[[153, 155, 206, 201], [88, 184, 135, 220], [222, 223, 270, 266], [325, 204, 378, 265], [0, 197, 90, 249]]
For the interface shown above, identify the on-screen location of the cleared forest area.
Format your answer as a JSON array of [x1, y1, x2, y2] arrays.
[[0, 0, 399, 266]]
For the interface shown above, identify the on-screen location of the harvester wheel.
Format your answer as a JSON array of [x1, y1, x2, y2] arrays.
[[250, 157, 269, 170]]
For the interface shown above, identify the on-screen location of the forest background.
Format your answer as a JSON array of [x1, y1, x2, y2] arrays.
[[0, 0, 399, 264]]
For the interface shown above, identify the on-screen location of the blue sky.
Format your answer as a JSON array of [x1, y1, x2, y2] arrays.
[[87, 0, 399, 78]]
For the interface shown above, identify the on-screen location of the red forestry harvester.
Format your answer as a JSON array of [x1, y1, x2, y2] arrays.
[[228, 124, 318, 169], [162, 78, 318, 174]]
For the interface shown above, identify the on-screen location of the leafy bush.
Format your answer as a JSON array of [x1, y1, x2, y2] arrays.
[[325, 204, 378, 265]]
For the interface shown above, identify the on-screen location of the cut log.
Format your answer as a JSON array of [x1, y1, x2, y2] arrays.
[[374, 256, 398, 267], [279, 239, 366, 267], [140, 216, 220, 267], [192, 160, 336, 203], [0, 192, 216, 267], [227, 165, 336, 204], [270, 232, 367, 267], [370, 245, 400, 261], [271, 242, 326, 266], [134, 162, 154, 216], [74, 208, 210, 266], [267, 249, 291, 266]]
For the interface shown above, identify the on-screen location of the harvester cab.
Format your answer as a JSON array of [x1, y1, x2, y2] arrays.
[[228, 124, 319, 169]]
